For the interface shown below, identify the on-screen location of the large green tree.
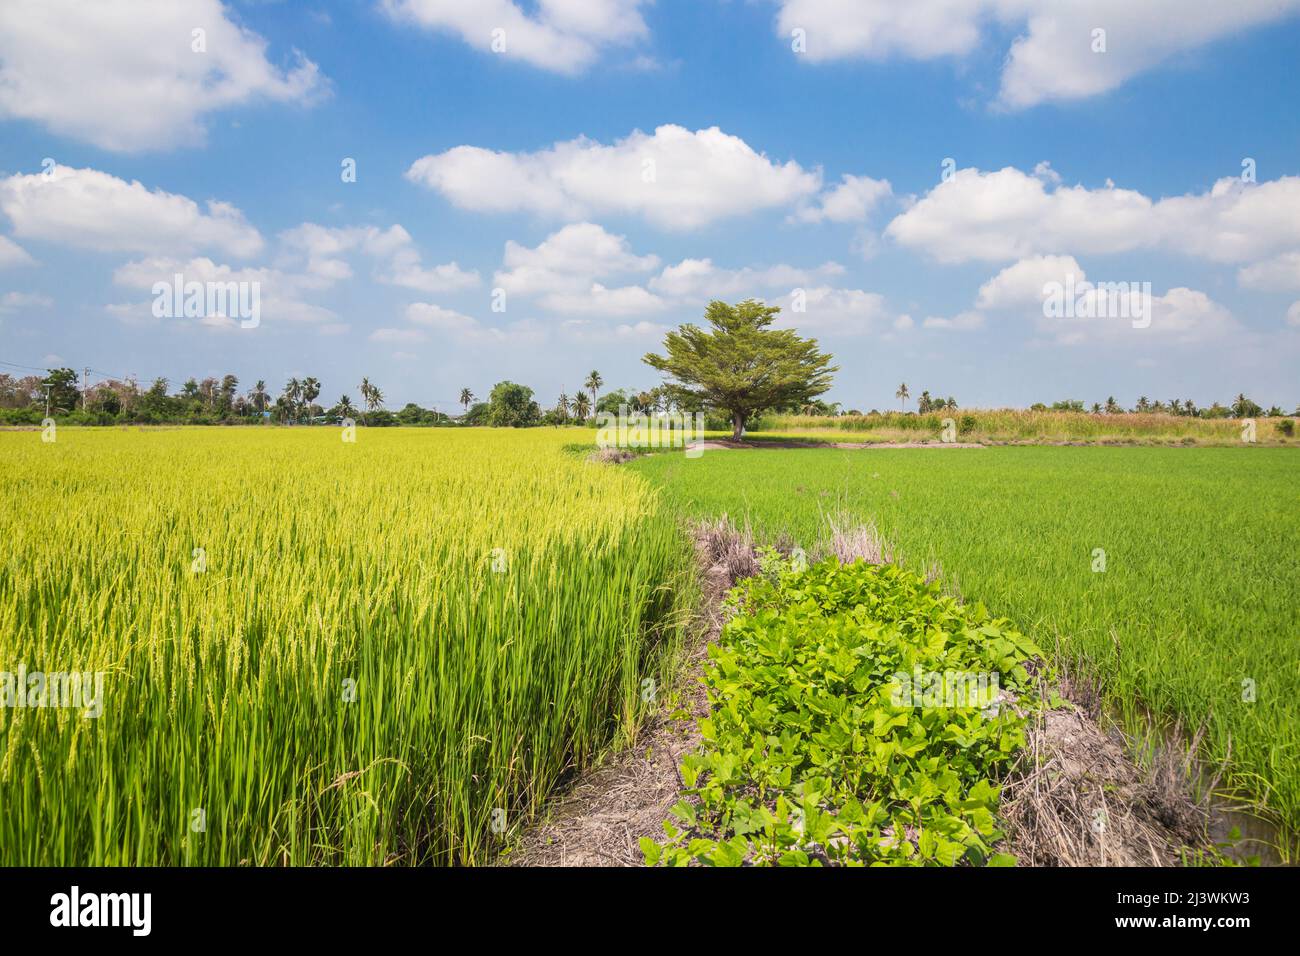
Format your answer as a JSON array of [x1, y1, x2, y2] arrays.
[[643, 299, 837, 440], [487, 381, 541, 427]]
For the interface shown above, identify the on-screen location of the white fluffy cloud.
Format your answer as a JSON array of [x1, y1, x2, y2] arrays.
[[1, 165, 263, 258], [543, 284, 667, 316], [492, 223, 853, 317], [791, 175, 892, 224], [407, 125, 822, 229], [770, 286, 908, 336], [997, 1, 1300, 109], [495, 223, 658, 294], [886, 167, 1300, 264], [649, 258, 844, 299], [1238, 251, 1300, 292], [382, 0, 649, 74], [278, 223, 480, 292], [968, 254, 1239, 345], [111, 256, 336, 327], [975, 254, 1084, 310], [493, 222, 665, 314], [0, 0, 324, 152], [774, 1, 1300, 108]]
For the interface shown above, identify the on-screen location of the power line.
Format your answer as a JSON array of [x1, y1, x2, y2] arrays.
[[0, 358, 52, 373]]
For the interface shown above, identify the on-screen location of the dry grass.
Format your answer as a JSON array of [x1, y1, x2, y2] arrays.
[[813, 511, 895, 565], [999, 673, 1217, 866]]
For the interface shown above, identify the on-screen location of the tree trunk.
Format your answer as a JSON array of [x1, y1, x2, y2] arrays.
[[731, 411, 744, 441]]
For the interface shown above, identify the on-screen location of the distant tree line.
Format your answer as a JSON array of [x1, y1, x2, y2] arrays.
[[0, 368, 453, 427], [3, 360, 1294, 431]]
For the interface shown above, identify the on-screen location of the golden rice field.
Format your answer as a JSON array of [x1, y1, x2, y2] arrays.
[[0, 427, 690, 865]]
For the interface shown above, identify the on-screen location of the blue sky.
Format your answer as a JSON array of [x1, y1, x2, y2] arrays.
[[2, 0, 1299, 412]]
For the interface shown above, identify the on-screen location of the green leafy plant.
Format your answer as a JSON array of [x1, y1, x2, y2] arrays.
[[646, 558, 1042, 866]]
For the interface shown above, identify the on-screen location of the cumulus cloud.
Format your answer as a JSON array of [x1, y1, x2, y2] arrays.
[[407, 125, 822, 229], [975, 254, 1084, 309], [791, 174, 892, 224], [381, 0, 649, 73], [495, 223, 658, 293], [542, 283, 667, 316], [885, 166, 1300, 264], [0, 165, 263, 258], [1238, 251, 1300, 292], [492, 223, 853, 317], [770, 285, 908, 336], [649, 258, 844, 299], [969, 254, 1239, 345], [997, 1, 1300, 109], [493, 222, 666, 313], [774, 1, 1300, 108], [278, 223, 480, 292], [0, 0, 324, 152], [111, 256, 336, 326]]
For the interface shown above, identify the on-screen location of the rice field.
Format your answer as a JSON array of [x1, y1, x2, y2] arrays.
[[631, 445, 1300, 846], [0, 427, 690, 865]]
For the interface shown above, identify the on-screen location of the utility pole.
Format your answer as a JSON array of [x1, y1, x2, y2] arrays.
[[41, 379, 53, 418], [82, 367, 90, 411]]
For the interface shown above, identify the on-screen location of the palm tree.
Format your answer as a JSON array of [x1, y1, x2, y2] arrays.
[[584, 371, 603, 414], [360, 378, 384, 424], [556, 391, 570, 422], [459, 387, 475, 416], [1091, 402, 1102, 414], [359, 378, 373, 424], [249, 380, 269, 416], [945, 396, 957, 410], [572, 390, 591, 421], [336, 395, 356, 421], [283, 378, 302, 424], [1104, 396, 1121, 414], [895, 382, 909, 413], [301, 377, 321, 422]]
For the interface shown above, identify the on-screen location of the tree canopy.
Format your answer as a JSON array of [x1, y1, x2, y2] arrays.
[[487, 381, 541, 427], [643, 299, 837, 439]]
